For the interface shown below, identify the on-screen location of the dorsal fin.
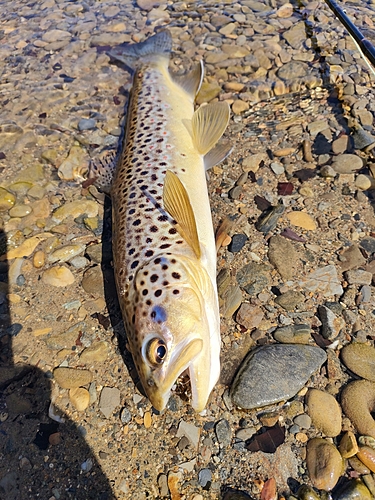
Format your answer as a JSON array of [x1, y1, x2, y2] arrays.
[[163, 170, 201, 259], [191, 101, 230, 156], [171, 60, 204, 98]]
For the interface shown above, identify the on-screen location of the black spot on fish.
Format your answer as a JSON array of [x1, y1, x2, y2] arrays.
[[173, 289, 180, 295], [155, 290, 162, 297], [172, 272, 181, 279], [160, 244, 171, 249], [150, 226, 158, 233], [142, 289, 148, 296], [133, 219, 141, 226], [145, 250, 154, 257], [150, 274, 158, 283], [169, 228, 177, 235], [131, 260, 139, 269]]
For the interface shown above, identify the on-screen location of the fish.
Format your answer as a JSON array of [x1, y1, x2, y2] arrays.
[[89, 29, 231, 412]]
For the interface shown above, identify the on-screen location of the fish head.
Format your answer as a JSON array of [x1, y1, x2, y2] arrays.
[[126, 254, 220, 412]]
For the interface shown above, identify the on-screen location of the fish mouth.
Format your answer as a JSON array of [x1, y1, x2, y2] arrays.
[[145, 338, 203, 412]]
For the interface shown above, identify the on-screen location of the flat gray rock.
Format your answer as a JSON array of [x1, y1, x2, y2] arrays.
[[230, 344, 327, 410]]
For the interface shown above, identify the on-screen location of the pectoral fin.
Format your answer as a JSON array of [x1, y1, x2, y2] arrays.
[[163, 170, 201, 259], [192, 101, 230, 156]]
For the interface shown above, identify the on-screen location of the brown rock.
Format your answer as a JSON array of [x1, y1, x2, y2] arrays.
[[356, 446, 375, 473], [306, 389, 342, 437], [235, 303, 264, 330], [268, 235, 298, 280], [341, 380, 375, 438], [339, 431, 358, 458], [306, 438, 343, 490], [53, 367, 93, 389]]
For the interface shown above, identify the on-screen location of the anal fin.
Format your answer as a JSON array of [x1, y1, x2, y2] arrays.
[[192, 101, 230, 156], [163, 170, 201, 259]]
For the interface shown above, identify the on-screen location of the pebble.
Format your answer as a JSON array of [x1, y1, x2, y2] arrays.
[[356, 446, 375, 473], [215, 419, 232, 447], [81, 266, 104, 296], [230, 344, 327, 409], [332, 154, 363, 174], [293, 414, 311, 430], [339, 431, 358, 458], [270, 162, 284, 175], [360, 237, 375, 254], [341, 343, 375, 381], [338, 244, 366, 272], [355, 174, 375, 190], [306, 438, 343, 491], [120, 407, 132, 425], [45, 321, 86, 350], [198, 468, 212, 488], [176, 420, 200, 450], [334, 479, 373, 500], [48, 244, 85, 263], [7, 233, 52, 259], [318, 305, 345, 340], [286, 211, 317, 231], [242, 152, 267, 173], [80, 341, 109, 363], [228, 234, 247, 253], [345, 269, 372, 285], [296, 485, 320, 500], [33, 250, 45, 268], [255, 204, 285, 233], [53, 367, 93, 389], [232, 100, 249, 115], [235, 303, 264, 330], [274, 291, 305, 311], [99, 387, 121, 419], [236, 262, 270, 295], [341, 380, 375, 438], [273, 324, 311, 344], [268, 234, 298, 281], [78, 119, 96, 131], [332, 135, 348, 154], [305, 389, 342, 437], [299, 264, 343, 297], [9, 204, 32, 218], [52, 200, 98, 222], [0, 187, 16, 211], [42, 266, 75, 287], [69, 387, 90, 411]]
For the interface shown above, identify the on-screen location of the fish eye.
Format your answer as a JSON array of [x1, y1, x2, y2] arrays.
[[146, 338, 167, 366]]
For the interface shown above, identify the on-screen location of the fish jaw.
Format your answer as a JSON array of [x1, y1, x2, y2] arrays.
[[139, 335, 203, 411]]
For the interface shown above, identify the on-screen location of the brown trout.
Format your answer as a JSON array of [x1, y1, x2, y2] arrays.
[[90, 30, 231, 412]]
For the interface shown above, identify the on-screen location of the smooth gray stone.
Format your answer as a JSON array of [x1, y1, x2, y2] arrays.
[[230, 344, 327, 410]]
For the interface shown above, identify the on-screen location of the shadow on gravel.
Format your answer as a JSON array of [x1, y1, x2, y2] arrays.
[[100, 196, 145, 398], [0, 229, 115, 500]]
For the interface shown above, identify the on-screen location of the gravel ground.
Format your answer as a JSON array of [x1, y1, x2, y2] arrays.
[[2, 0, 375, 499]]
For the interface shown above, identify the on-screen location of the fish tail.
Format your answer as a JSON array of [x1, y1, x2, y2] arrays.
[[107, 29, 172, 69]]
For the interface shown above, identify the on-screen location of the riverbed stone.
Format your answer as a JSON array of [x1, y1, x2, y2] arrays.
[[341, 343, 375, 381], [230, 344, 327, 410], [306, 389, 342, 437]]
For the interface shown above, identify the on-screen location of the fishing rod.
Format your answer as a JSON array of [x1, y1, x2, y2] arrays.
[[323, 0, 375, 75]]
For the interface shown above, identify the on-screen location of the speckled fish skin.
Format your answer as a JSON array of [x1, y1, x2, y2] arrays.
[[107, 30, 230, 412]]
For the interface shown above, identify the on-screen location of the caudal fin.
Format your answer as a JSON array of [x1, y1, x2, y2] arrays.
[[107, 30, 172, 69]]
